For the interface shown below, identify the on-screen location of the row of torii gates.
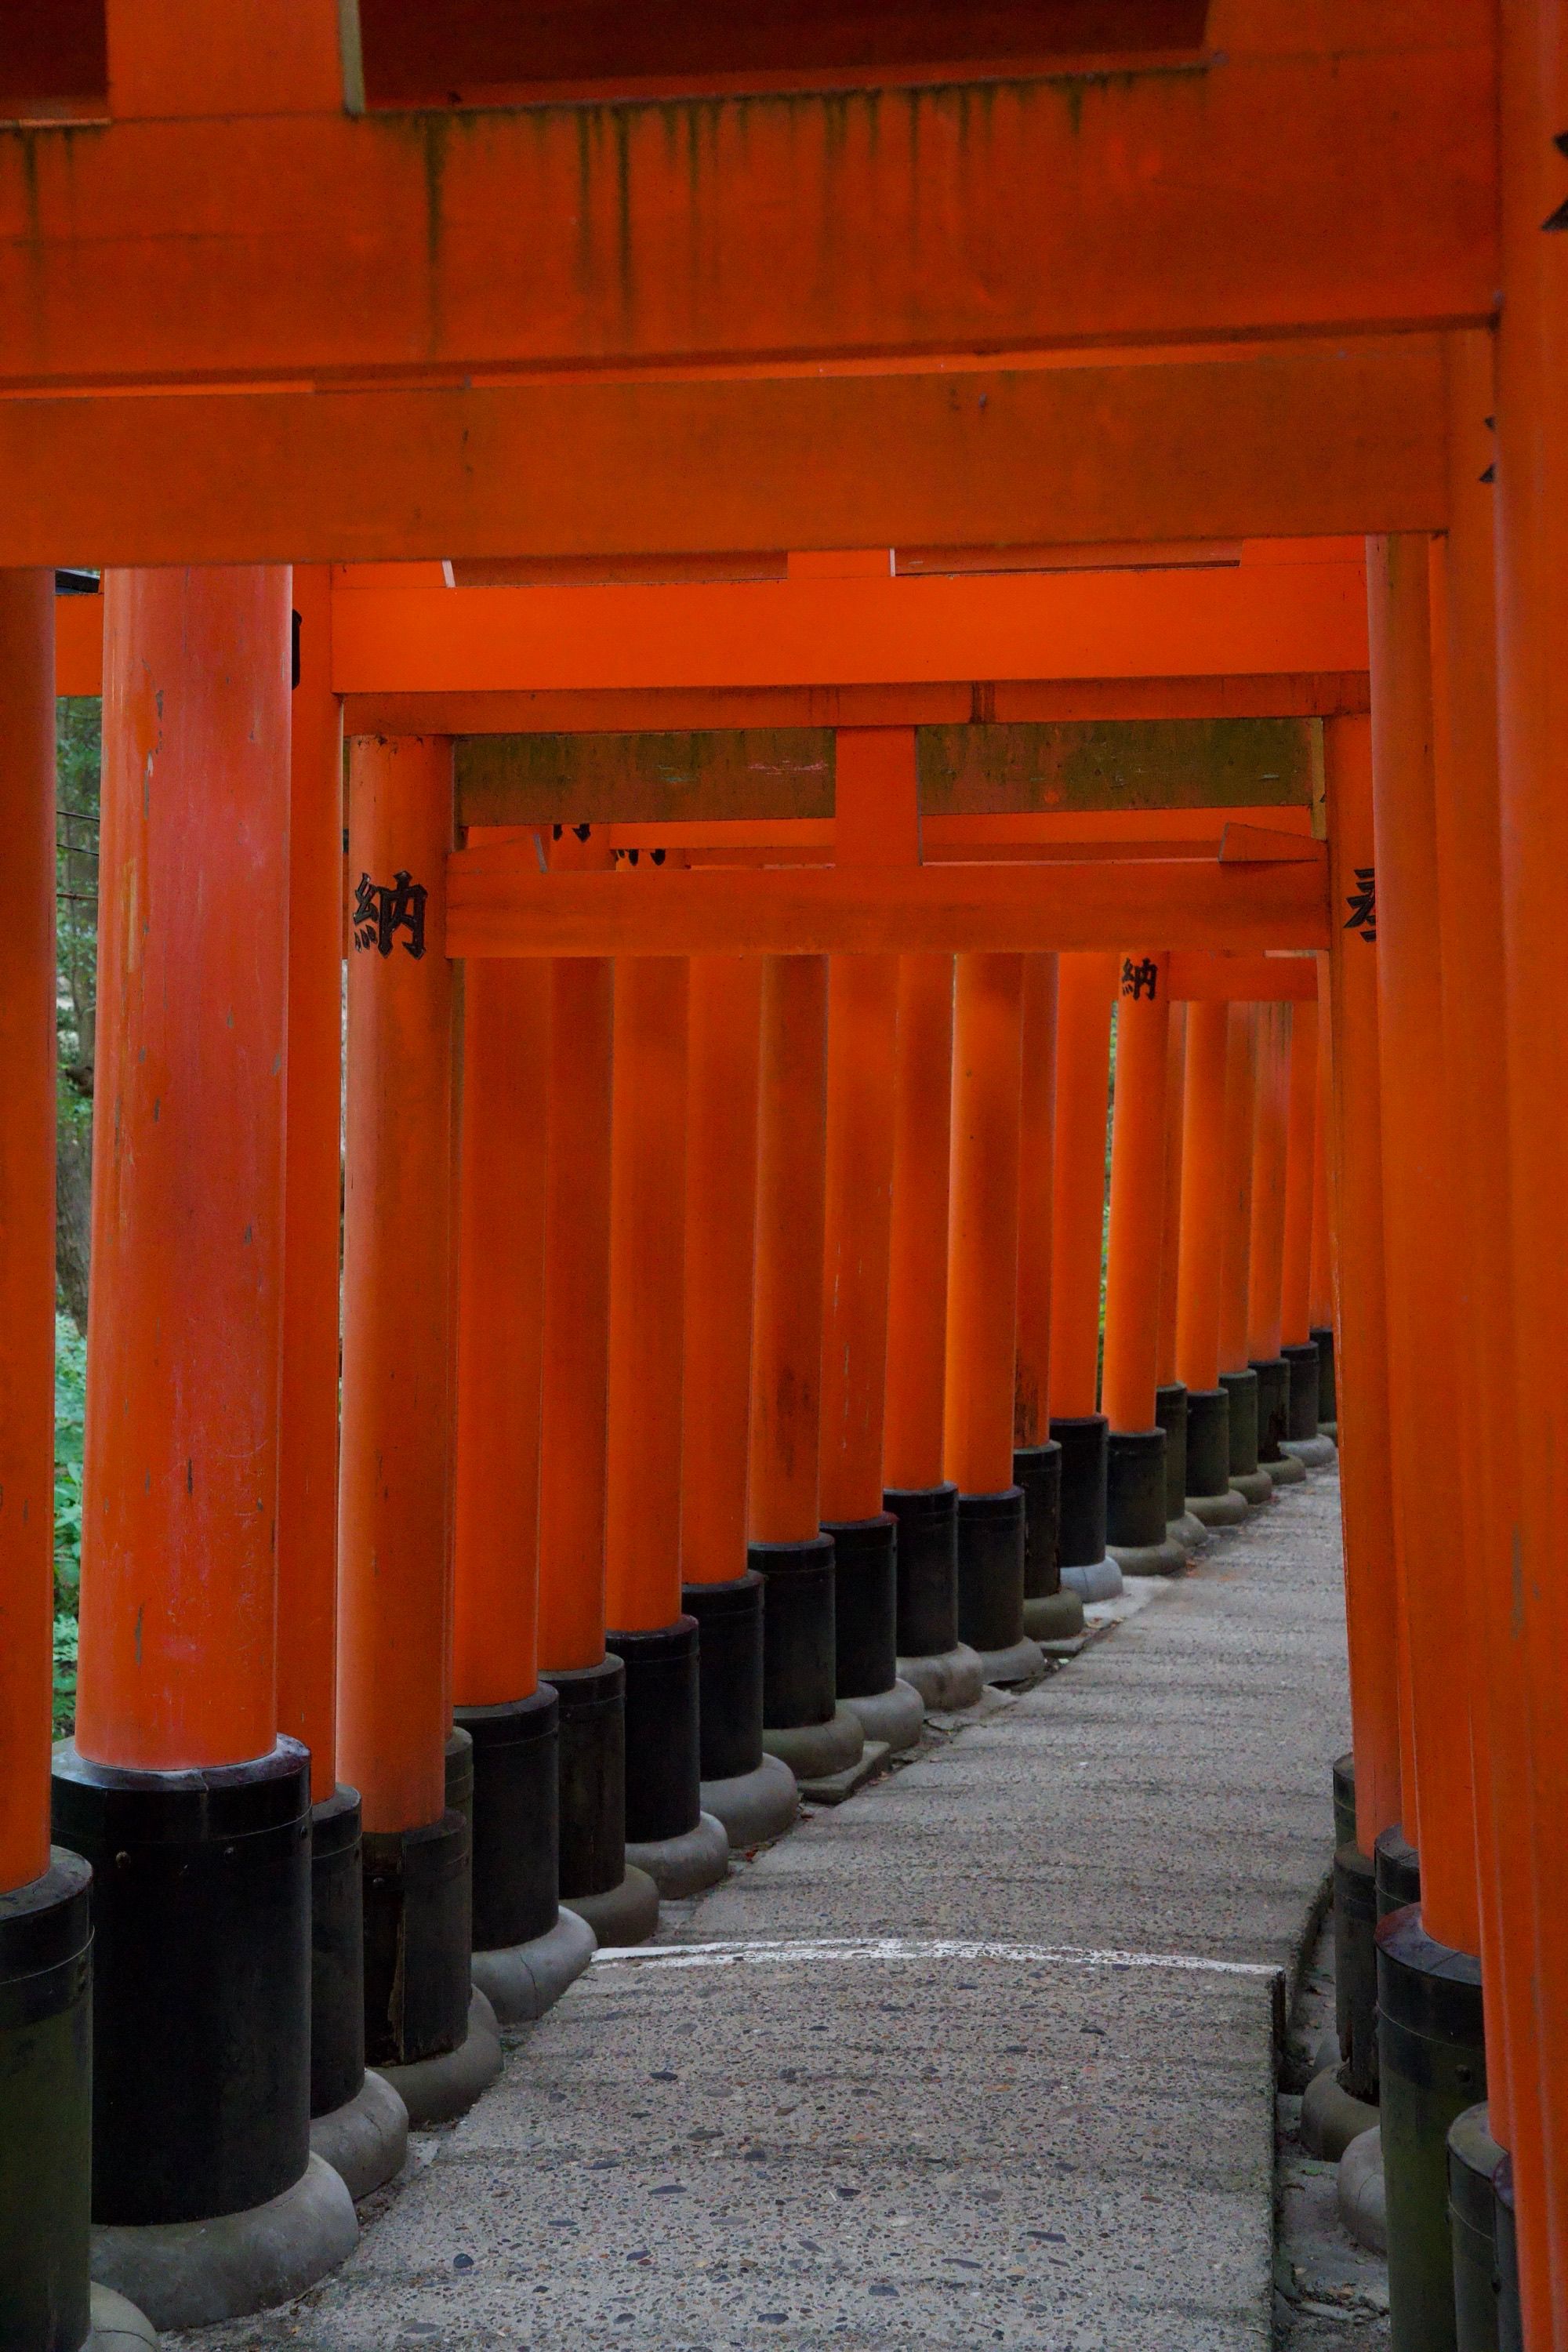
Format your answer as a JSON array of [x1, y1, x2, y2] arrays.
[[0, 6, 1563, 2352]]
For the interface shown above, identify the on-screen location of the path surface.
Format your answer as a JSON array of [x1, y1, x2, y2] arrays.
[[185, 1472, 1348, 2351]]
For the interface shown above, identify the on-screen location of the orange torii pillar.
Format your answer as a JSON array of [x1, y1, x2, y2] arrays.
[[1309, 1037, 1338, 1436], [1217, 1004, 1274, 1506], [1154, 1000, 1208, 1552], [821, 954, 927, 1752], [1245, 1006, 1307, 1488], [1278, 992, 1338, 1469], [882, 956, 985, 1709], [54, 572, 355, 2328], [535, 902, 660, 1947], [451, 949, 597, 2025], [749, 956, 866, 1784], [0, 572, 113, 2352], [945, 953, 1044, 1686], [681, 957, 799, 1846], [1014, 953, 1087, 1646], [1367, 535, 1486, 2352], [337, 734, 503, 2132], [279, 569, 408, 2204], [1172, 995, 1249, 1530], [1101, 952, 1186, 1576], [603, 957, 730, 1896], [1048, 953, 1123, 1601]]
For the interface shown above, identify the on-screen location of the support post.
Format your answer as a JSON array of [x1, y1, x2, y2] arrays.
[[1155, 1002, 1207, 1549], [1246, 1004, 1306, 1483], [1049, 953, 1121, 1599], [1279, 993, 1336, 1467], [1014, 954, 1084, 1645], [1218, 1004, 1272, 1504], [1174, 996, 1247, 1530]]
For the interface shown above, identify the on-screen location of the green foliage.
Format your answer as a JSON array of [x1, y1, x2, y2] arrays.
[[53, 1313, 86, 1737]]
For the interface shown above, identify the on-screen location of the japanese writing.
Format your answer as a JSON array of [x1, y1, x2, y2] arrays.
[[353, 869, 428, 960], [1120, 956, 1160, 1002], [1344, 867, 1376, 945]]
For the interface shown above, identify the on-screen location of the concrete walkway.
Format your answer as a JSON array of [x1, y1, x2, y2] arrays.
[[184, 1473, 1348, 2351]]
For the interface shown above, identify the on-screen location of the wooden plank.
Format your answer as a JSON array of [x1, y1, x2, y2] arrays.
[[444, 849, 1329, 957], [458, 730, 832, 828], [917, 719, 1313, 815], [1167, 951, 1319, 1000]]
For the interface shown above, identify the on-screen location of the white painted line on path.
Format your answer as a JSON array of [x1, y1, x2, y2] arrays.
[[592, 1933, 1280, 1983]]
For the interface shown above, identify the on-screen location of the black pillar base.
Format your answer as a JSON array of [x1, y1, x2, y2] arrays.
[[1219, 1367, 1266, 1483], [1376, 1822, 1422, 1922], [1494, 2154, 1523, 2352], [883, 1483, 959, 1658], [456, 1688, 560, 1951], [683, 1575, 764, 1781], [1105, 1428, 1169, 1549], [1013, 1443, 1062, 1600], [52, 1737, 312, 2224], [0, 1851, 93, 2352], [1154, 1383, 1189, 1522], [1377, 1904, 1486, 2352], [1334, 1840, 1379, 2103], [444, 1726, 474, 1825], [956, 1487, 1027, 1653], [1250, 1356, 1290, 1462], [1448, 2103, 1504, 2352], [310, 1785, 367, 2120], [750, 1534, 837, 1730], [1050, 1413, 1109, 1570], [1184, 1386, 1230, 1497], [606, 1620, 702, 1845], [1283, 1342, 1323, 1441], [362, 1809, 472, 2071], [1312, 1324, 1338, 1427], [823, 1515, 898, 1700], [548, 1656, 628, 1902], [1333, 1749, 1357, 1853]]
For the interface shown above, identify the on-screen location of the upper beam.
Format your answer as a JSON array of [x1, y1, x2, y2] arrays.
[[2, 338, 1446, 569], [0, 9, 1493, 394]]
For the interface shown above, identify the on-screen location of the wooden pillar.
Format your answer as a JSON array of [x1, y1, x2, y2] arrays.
[[1014, 953, 1080, 1640], [1048, 953, 1118, 1591], [1246, 1004, 1301, 1480], [1281, 1001, 1319, 1351], [1173, 996, 1245, 1524], [1156, 999, 1189, 1391], [1102, 953, 1181, 1567], [1216, 1004, 1269, 1498]]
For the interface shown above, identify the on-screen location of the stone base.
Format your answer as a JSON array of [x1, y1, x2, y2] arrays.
[[975, 1633, 1047, 1688], [86, 2284, 158, 2350], [89, 2154, 358, 2332], [701, 1754, 800, 1849], [1022, 1589, 1086, 1645], [1168, 1512, 1209, 1551], [1229, 1468, 1275, 1505], [1186, 1488, 1249, 1529], [470, 1905, 597, 2027], [1338, 2125, 1387, 2255], [1321, 1421, 1338, 1441], [1261, 1450, 1307, 1485], [626, 1811, 731, 1899], [561, 1865, 661, 1951], [309, 2068, 409, 2203], [897, 1643, 986, 1711], [1059, 1556, 1124, 1602], [763, 1702, 866, 1783], [843, 1678, 926, 1755], [376, 1990, 503, 2129], [1282, 1434, 1338, 1469], [799, 1740, 891, 1805], [1108, 1535, 1189, 1578], [1301, 2063, 1379, 2162]]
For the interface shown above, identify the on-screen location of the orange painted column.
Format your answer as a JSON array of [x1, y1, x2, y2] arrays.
[[1216, 1004, 1270, 1500], [1308, 1003, 1338, 1428], [336, 732, 483, 2073], [750, 954, 860, 1766], [944, 954, 1034, 1675], [1014, 953, 1077, 1640], [1279, 997, 1330, 1452], [1153, 1000, 1193, 1531], [1049, 953, 1118, 1591], [1245, 1004, 1301, 1480], [1323, 716, 1404, 1860], [277, 566, 344, 1808], [55, 570, 320, 2240], [1172, 996, 1243, 1522], [1101, 953, 1181, 1567]]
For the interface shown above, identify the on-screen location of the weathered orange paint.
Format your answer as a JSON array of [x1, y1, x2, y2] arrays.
[[1279, 1001, 1318, 1349], [1014, 955, 1059, 1447], [1308, 1021, 1334, 1335], [1173, 1000, 1230, 1395], [820, 957, 900, 1523], [336, 735, 456, 1833], [1322, 717, 1403, 1858], [0, 572, 56, 1889], [76, 569, 289, 1775], [452, 958, 550, 1706], [883, 955, 955, 1491], [1048, 953, 1116, 1418], [536, 955, 615, 1672], [1156, 1000, 1187, 1389], [1101, 953, 1171, 1434], [1245, 1004, 1290, 1367], [749, 957, 829, 1544], [1216, 1004, 1259, 1378], [605, 959, 690, 1635], [276, 565, 345, 1802], [681, 956, 764, 1584], [1367, 532, 1479, 1959], [944, 954, 1025, 1497], [1167, 950, 1317, 1001]]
